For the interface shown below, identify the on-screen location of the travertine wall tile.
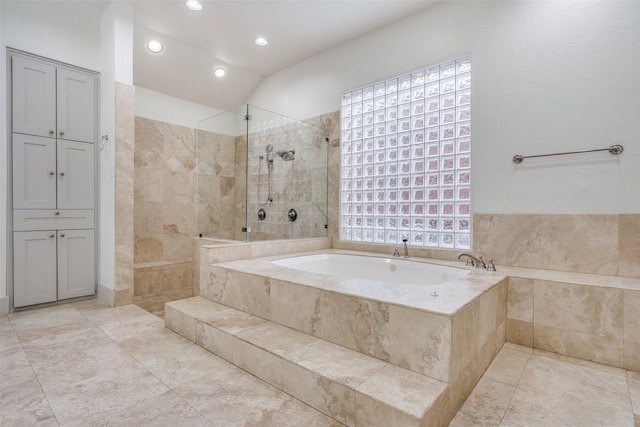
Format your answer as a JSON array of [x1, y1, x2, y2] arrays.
[[474, 214, 619, 275], [534, 323, 624, 367], [506, 318, 533, 347], [534, 280, 624, 340], [114, 83, 136, 305], [388, 305, 451, 382], [619, 214, 640, 278], [133, 117, 197, 296], [624, 290, 640, 344], [507, 277, 533, 322]]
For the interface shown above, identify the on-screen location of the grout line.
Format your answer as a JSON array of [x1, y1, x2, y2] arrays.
[[497, 349, 534, 425]]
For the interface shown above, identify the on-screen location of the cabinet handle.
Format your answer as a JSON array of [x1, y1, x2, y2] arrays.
[[49, 234, 55, 238], [49, 171, 55, 176], [60, 234, 65, 238], [59, 172, 65, 177], [49, 130, 55, 135], [54, 211, 60, 216], [59, 131, 65, 137]]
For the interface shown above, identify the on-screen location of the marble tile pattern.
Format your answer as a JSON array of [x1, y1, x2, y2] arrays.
[[243, 122, 328, 242], [166, 296, 452, 427], [196, 129, 237, 240], [134, 260, 192, 296], [504, 272, 640, 371], [3, 301, 638, 426], [305, 111, 341, 245], [1, 302, 340, 427], [114, 82, 136, 306], [201, 248, 507, 390], [134, 116, 198, 297], [450, 343, 638, 426]]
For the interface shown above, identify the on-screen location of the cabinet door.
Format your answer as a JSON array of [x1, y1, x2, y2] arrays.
[[57, 229, 95, 300], [12, 56, 57, 138], [57, 140, 95, 209], [57, 68, 96, 143], [13, 231, 58, 308], [12, 134, 57, 209]]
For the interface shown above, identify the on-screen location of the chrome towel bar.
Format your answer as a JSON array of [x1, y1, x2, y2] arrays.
[[512, 144, 623, 164]]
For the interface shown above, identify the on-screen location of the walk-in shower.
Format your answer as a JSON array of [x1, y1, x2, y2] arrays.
[[196, 104, 328, 242]]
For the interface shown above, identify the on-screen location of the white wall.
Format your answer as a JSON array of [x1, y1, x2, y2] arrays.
[[248, 1, 640, 214], [0, 1, 103, 311], [135, 87, 223, 129]]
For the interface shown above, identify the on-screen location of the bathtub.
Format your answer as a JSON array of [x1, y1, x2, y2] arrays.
[[271, 253, 468, 286]]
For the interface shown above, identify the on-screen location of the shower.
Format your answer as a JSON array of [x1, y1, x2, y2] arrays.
[[259, 144, 274, 205], [276, 149, 295, 161], [196, 103, 327, 243]]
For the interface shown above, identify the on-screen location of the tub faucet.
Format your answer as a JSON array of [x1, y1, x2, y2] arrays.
[[402, 239, 410, 258], [457, 253, 486, 269]]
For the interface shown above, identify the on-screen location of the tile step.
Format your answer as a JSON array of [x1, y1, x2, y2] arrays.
[[165, 296, 451, 427]]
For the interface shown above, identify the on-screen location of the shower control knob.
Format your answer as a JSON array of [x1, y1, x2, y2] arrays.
[[288, 209, 298, 222], [258, 208, 266, 221]]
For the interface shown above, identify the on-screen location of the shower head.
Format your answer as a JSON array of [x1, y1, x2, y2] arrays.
[[276, 149, 295, 161]]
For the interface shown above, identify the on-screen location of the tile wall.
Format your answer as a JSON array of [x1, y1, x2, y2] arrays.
[[133, 117, 197, 297], [114, 83, 135, 306]]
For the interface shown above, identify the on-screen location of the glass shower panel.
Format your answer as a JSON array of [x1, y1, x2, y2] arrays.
[[196, 105, 247, 241], [196, 104, 327, 243], [246, 105, 328, 242]]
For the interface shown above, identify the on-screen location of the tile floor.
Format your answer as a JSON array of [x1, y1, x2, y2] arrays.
[[1, 300, 639, 426]]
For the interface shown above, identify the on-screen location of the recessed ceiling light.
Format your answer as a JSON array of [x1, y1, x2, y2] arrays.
[[185, 0, 202, 11], [146, 40, 164, 54], [254, 37, 269, 47], [214, 67, 226, 78]]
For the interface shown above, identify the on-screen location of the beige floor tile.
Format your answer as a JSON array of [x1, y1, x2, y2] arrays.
[[502, 351, 635, 426], [3, 301, 638, 427], [223, 392, 342, 427], [174, 367, 282, 427], [483, 346, 531, 386], [628, 371, 640, 421], [20, 325, 113, 369], [0, 346, 58, 426], [68, 390, 212, 427], [128, 340, 235, 389], [36, 344, 170, 425], [453, 376, 515, 426]]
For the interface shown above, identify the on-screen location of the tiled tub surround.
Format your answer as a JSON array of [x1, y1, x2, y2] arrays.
[[169, 246, 507, 426], [194, 237, 332, 297], [504, 267, 640, 372]]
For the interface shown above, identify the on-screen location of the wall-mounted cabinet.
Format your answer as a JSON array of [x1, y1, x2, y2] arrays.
[[10, 52, 98, 308]]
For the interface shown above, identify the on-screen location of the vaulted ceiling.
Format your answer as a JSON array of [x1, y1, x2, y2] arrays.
[[131, 1, 435, 110]]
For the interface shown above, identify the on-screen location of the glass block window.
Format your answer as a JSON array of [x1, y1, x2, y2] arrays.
[[340, 56, 472, 249]]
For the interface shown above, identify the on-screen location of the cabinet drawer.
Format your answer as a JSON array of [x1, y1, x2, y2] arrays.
[[13, 210, 94, 231]]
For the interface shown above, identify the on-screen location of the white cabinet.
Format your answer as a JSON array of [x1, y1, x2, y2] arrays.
[[10, 52, 98, 308], [56, 229, 95, 300], [13, 231, 57, 307], [13, 56, 96, 143], [13, 230, 95, 308], [11, 56, 56, 138], [12, 135, 94, 210]]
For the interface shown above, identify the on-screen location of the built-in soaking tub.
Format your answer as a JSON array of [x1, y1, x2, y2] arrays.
[[201, 247, 508, 411], [271, 253, 468, 286]]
